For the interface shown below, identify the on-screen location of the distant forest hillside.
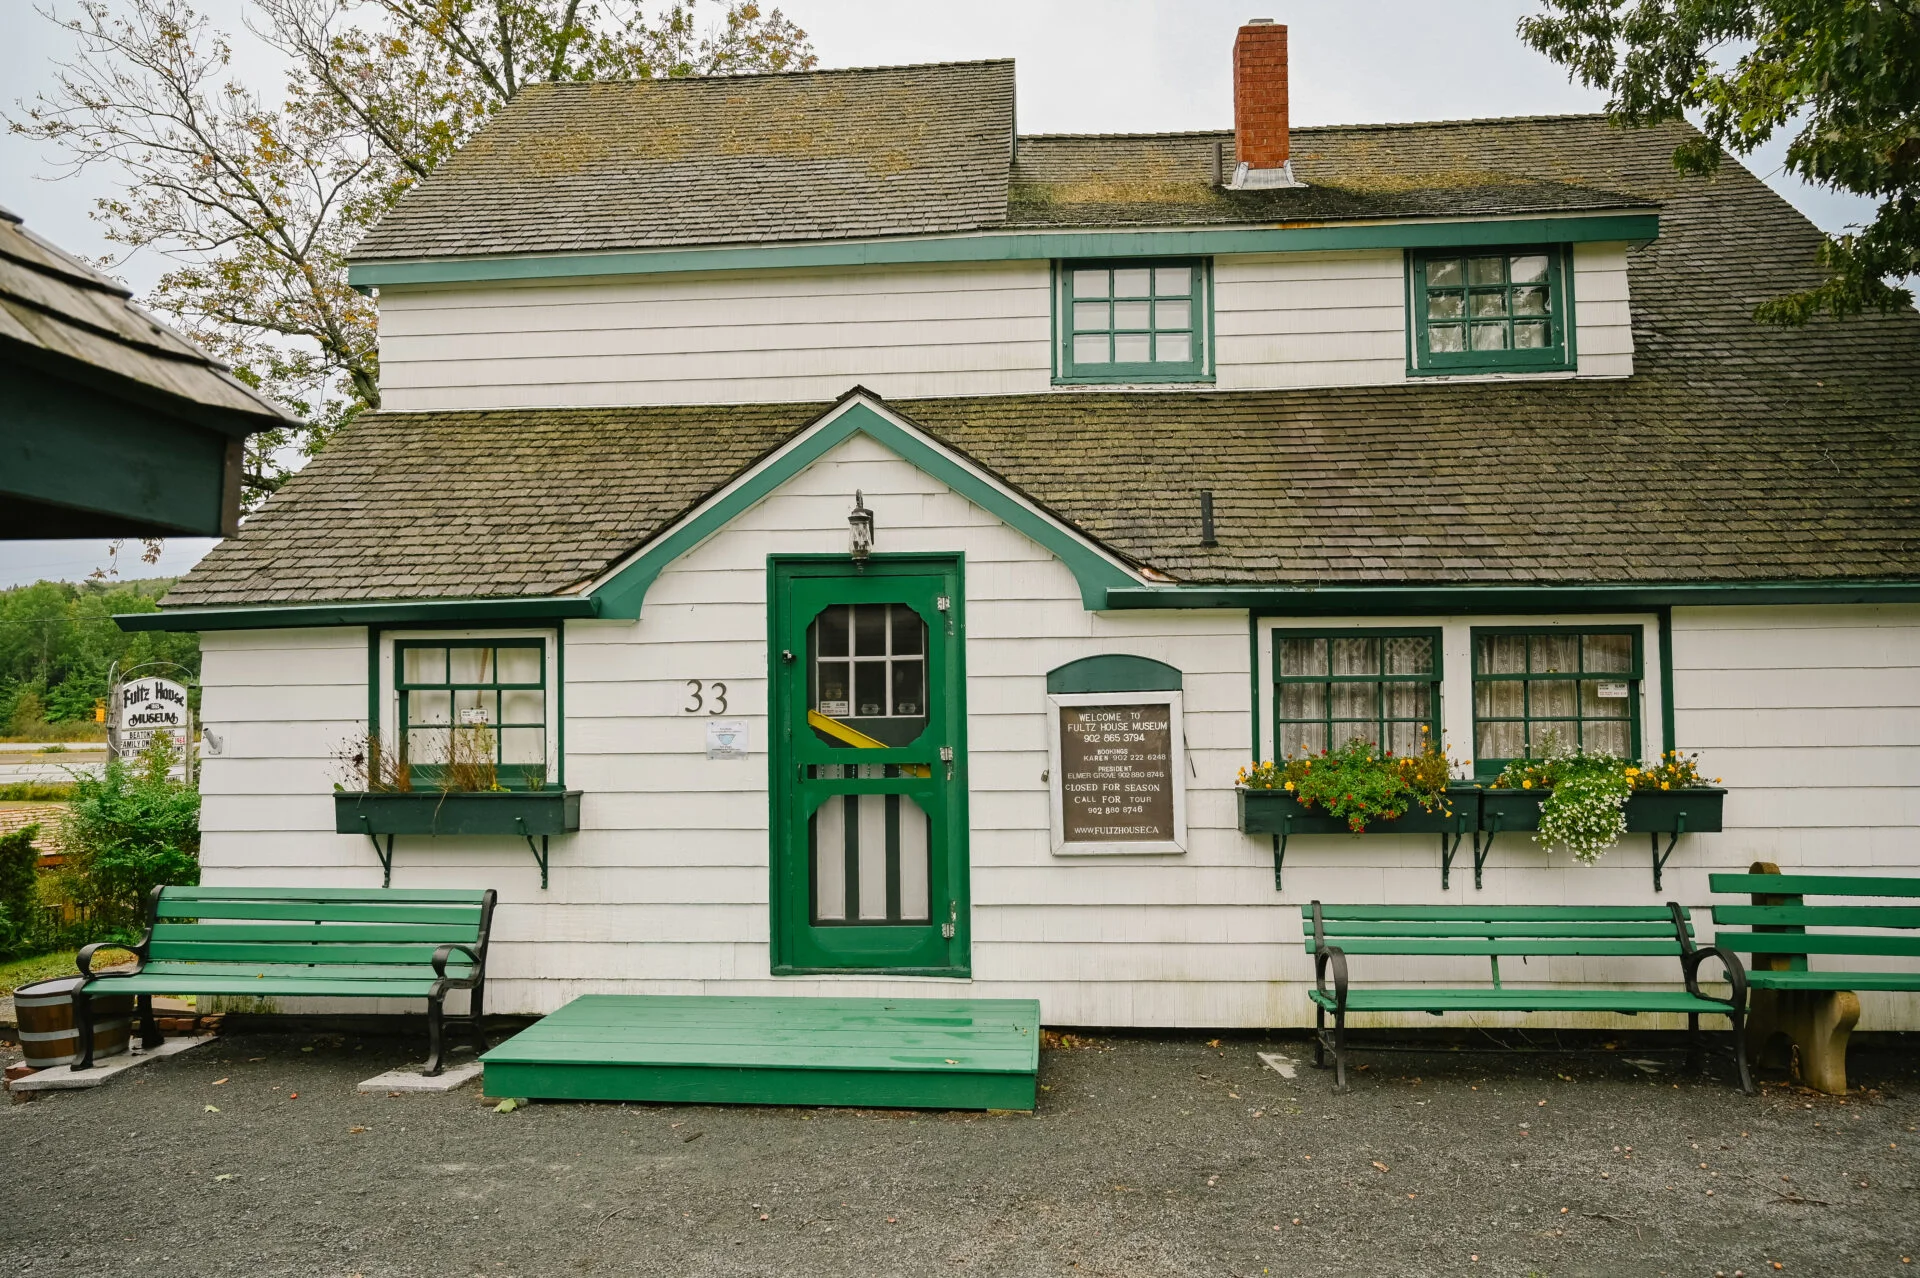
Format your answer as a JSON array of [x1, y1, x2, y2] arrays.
[[0, 578, 197, 740]]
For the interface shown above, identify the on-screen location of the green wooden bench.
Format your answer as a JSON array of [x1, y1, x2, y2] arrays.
[[1303, 903, 1752, 1093], [72, 885, 497, 1076], [1709, 863, 1920, 1095]]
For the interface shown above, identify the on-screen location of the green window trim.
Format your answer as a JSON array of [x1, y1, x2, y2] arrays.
[[1470, 625, 1642, 777], [1272, 628, 1444, 761], [1406, 245, 1577, 377], [1054, 258, 1214, 384], [394, 637, 553, 790]]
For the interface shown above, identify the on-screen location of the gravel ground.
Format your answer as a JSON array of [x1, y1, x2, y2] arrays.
[[2, 1028, 1916, 1277]]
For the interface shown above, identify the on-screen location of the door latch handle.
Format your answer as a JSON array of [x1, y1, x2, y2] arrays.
[[942, 900, 957, 939], [940, 745, 954, 781]]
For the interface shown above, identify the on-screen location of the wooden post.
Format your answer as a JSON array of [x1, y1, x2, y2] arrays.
[[1743, 859, 1859, 1094]]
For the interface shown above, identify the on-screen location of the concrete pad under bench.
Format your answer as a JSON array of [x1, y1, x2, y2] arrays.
[[8, 1034, 213, 1092], [358, 1062, 483, 1093]]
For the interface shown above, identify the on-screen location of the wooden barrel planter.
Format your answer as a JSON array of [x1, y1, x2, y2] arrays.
[[13, 977, 133, 1069]]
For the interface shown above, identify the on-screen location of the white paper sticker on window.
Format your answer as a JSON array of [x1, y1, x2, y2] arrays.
[[706, 720, 749, 759], [818, 700, 850, 718], [459, 707, 491, 724], [1597, 682, 1629, 699]]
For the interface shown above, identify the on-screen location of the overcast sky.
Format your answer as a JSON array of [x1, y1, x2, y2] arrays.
[[1, 0, 1883, 588]]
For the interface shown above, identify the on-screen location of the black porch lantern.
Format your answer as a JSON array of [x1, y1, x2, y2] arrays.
[[848, 490, 875, 560]]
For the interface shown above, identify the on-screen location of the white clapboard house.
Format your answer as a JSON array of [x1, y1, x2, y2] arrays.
[[128, 23, 1920, 1035]]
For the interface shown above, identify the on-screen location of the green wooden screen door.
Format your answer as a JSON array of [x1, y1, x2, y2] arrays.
[[769, 555, 969, 976]]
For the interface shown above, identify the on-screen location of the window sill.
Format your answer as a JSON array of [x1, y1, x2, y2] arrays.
[[1406, 363, 1576, 380], [1054, 372, 1214, 387]]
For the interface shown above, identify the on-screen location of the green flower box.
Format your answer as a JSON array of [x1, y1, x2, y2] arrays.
[[333, 790, 582, 837], [1477, 787, 1725, 835], [1237, 787, 1479, 837]]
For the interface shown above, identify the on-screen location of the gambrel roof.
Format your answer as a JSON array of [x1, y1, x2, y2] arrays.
[[347, 66, 1654, 265], [351, 62, 1019, 261], [171, 110, 1920, 611]]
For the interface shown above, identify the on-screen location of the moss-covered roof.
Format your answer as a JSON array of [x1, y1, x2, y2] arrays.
[[174, 113, 1920, 607]]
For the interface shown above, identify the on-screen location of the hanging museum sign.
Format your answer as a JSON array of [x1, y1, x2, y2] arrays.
[[117, 676, 191, 757], [1047, 690, 1188, 855]]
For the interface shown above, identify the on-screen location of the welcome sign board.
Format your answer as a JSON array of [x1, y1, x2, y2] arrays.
[[118, 676, 191, 757]]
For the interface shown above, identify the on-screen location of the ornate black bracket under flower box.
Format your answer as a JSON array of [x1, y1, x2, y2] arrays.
[[1474, 788, 1726, 893], [1236, 787, 1480, 891], [333, 791, 582, 889]]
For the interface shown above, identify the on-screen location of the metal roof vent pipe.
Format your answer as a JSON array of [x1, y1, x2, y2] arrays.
[[1227, 19, 1306, 190]]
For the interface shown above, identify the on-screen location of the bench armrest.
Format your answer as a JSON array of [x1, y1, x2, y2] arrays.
[[431, 943, 483, 982], [1682, 944, 1748, 1009], [76, 938, 147, 982], [1314, 945, 1349, 1012]]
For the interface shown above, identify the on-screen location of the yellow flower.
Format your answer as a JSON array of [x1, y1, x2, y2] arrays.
[[1522, 779, 1533, 789], [1660, 781, 1670, 790], [1283, 781, 1295, 792]]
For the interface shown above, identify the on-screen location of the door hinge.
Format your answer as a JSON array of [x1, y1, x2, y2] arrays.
[[942, 900, 957, 939], [936, 595, 950, 611], [940, 745, 954, 781]]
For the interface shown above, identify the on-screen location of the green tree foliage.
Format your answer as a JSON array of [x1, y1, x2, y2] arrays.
[[0, 578, 196, 737], [12, 0, 816, 501], [0, 825, 43, 961], [60, 734, 201, 935], [1521, 0, 1920, 322]]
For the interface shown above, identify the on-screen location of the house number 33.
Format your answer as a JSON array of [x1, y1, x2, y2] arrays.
[[684, 680, 728, 714]]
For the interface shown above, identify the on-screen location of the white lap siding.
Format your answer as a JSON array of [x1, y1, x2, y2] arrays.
[[374, 262, 1056, 411], [371, 247, 1635, 411], [191, 476, 1918, 1028]]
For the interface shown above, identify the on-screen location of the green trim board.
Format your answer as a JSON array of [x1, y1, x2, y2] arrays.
[[1046, 654, 1183, 694], [480, 994, 1041, 1110], [1111, 580, 1920, 611], [119, 596, 598, 633], [590, 398, 1139, 616], [348, 213, 1661, 289]]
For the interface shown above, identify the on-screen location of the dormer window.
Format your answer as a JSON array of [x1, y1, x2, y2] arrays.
[[1408, 246, 1575, 376], [1054, 259, 1213, 384]]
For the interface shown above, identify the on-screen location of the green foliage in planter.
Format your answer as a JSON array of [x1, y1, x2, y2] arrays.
[[1239, 732, 1458, 833], [59, 734, 199, 935], [1491, 748, 1718, 863], [0, 823, 41, 962]]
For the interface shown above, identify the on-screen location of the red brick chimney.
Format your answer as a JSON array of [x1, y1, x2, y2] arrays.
[[1233, 19, 1289, 169]]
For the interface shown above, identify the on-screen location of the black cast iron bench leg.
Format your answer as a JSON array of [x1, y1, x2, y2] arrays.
[[72, 989, 94, 1071], [137, 993, 162, 1049], [1331, 1007, 1349, 1094], [1686, 1012, 1703, 1075], [423, 995, 446, 1077], [1313, 1005, 1327, 1069], [469, 982, 488, 1056]]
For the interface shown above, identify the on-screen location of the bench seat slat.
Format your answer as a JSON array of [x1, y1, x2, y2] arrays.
[[155, 900, 483, 925], [1327, 938, 1683, 957], [1711, 905, 1920, 928], [150, 923, 480, 944], [1318, 921, 1689, 939], [1711, 931, 1920, 958], [1305, 905, 1685, 923], [1707, 874, 1920, 899], [1307, 989, 1730, 1014], [148, 941, 469, 965], [1745, 970, 1920, 992], [82, 973, 443, 997], [162, 886, 487, 903], [136, 961, 468, 981]]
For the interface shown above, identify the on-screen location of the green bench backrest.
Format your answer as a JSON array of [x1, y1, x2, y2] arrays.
[[1708, 873, 1920, 964], [1300, 904, 1690, 957], [147, 886, 489, 968]]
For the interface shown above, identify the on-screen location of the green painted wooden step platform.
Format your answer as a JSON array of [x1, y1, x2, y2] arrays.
[[480, 995, 1041, 1110]]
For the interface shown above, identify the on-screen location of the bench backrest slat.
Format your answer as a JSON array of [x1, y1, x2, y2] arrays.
[[1712, 905, 1920, 929], [1707, 873, 1920, 899], [1712, 932, 1920, 958], [1309, 905, 1686, 922], [151, 922, 481, 945], [148, 941, 475, 966], [155, 899, 483, 926], [1316, 920, 1688, 939], [142, 961, 472, 981], [1329, 937, 1683, 957], [162, 886, 488, 903]]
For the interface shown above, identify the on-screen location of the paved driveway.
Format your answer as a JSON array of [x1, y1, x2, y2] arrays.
[[2, 1029, 1914, 1276]]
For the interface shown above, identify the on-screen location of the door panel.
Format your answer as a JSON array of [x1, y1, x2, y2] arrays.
[[770, 557, 967, 975]]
